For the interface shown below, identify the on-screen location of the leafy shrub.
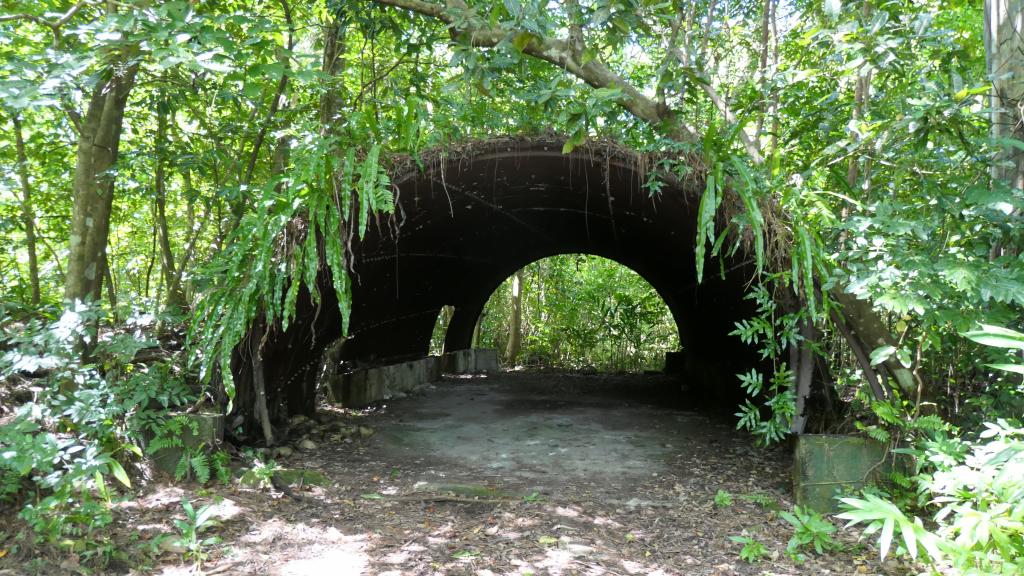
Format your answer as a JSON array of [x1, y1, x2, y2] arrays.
[[729, 535, 769, 563], [779, 506, 838, 557], [0, 304, 195, 554], [839, 420, 1024, 572], [166, 498, 222, 569], [714, 489, 734, 508]]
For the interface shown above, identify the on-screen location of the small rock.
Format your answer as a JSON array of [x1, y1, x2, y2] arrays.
[[275, 446, 293, 458], [290, 414, 308, 426], [393, 392, 407, 399], [358, 426, 375, 438], [159, 536, 187, 554], [298, 439, 317, 451]]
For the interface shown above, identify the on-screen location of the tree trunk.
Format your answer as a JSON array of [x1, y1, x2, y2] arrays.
[[986, 0, 1024, 237], [12, 114, 40, 305], [65, 63, 138, 310], [830, 290, 915, 397], [154, 98, 187, 314], [505, 270, 523, 364]]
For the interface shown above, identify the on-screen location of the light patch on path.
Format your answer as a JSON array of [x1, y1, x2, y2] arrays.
[[371, 373, 735, 491]]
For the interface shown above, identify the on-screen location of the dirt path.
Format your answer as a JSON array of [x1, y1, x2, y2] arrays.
[[48, 372, 910, 575]]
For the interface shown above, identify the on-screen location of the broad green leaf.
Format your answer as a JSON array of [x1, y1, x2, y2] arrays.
[[108, 459, 131, 488], [879, 516, 894, 560], [869, 345, 896, 366], [511, 32, 537, 52], [963, 325, 1024, 349], [986, 363, 1024, 374]]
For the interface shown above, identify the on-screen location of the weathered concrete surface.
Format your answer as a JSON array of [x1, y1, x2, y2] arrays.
[[330, 356, 442, 408], [441, 348, 500, 374], [366, 371, 779, 493], [794, 434, 894, 513]]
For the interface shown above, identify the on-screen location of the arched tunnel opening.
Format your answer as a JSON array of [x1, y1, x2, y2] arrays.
[[431, 254, 681, 373], [232, 137, 765, 432]]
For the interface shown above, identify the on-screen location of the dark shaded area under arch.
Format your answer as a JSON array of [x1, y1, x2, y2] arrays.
[[231, 138, 762, 430]]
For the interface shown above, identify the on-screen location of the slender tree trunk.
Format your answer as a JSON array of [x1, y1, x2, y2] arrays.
[[154, 98, 186, 314], [65, 63, 139, 309], [12, 114, 40, 305], [144, 211, 157, 299], [172, 170, 207, 298], [505, 270, 523, 364], [103, 254, 118, 321]]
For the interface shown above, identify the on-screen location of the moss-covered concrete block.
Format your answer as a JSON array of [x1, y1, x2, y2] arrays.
[[794, 434, 894, 513], [151, 412, 225, 476]]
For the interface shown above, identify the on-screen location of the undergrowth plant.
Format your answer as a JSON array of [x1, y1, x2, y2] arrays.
[[166, 498, 222, 570], [780, 506, 839, 560], [730, 279, 803, 444], [146, 416, 230, 485], [714, 489, 734, 508], [0, 305, 195, 560], [238, 451, 282, 490], [729, 534, 769, 563], [837, 326, 1024, 573], [838, 420, 1024, 573]]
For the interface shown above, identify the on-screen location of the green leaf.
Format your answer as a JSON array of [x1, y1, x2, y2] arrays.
[[694, 172, 718, 284], [108, 459, 131, 488], [452, 550, 479, 559], [963, 325, 1024, 349], [986, 363, 1024, 374], [869, 345, 896, 366], [581, 46, 598, 65], [898, 519, 917, 559], [511, 32, 537, 52], [562, 131, 586, 154], [879, 516, 894, 560]]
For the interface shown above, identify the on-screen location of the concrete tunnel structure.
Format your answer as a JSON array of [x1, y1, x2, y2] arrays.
[[233, 137, 763, 424]]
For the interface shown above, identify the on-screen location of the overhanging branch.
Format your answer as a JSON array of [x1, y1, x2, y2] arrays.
[[373, 0, 699, 143]]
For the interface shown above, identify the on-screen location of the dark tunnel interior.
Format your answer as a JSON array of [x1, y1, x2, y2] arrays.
[[239, 137, 762, 420]]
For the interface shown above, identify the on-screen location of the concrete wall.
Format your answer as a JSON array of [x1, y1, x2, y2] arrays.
[[441, 348, 500, 374], [328, 349, 501, 408], [330, 356, 442, 408]]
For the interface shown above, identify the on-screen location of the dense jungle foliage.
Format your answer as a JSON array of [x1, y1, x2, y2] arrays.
[[432, 255, 680, 371], [1, 0, 1023, 572]]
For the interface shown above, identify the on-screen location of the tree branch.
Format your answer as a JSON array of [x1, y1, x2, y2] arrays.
[[373, 0, 699, 142], [667, 45, 764, 163], [0, 1, 92, 46]]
